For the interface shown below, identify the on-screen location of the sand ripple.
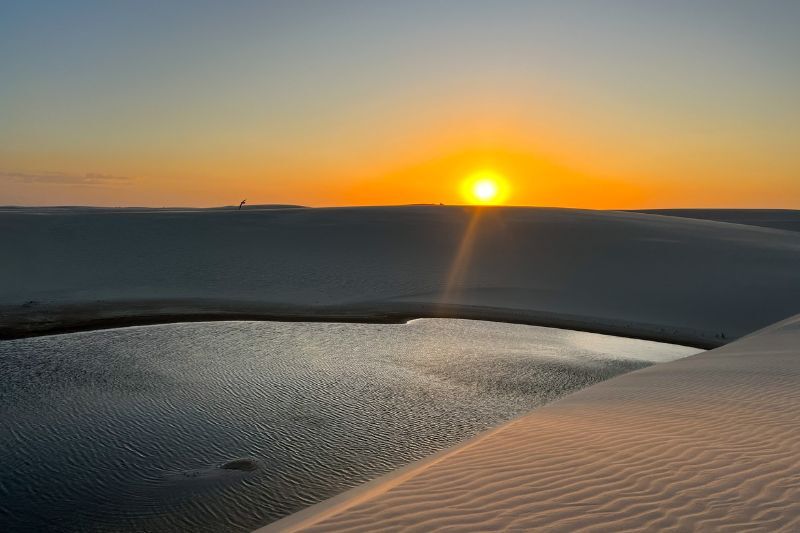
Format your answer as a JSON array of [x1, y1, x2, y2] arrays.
[[270, 315, 800, 532]]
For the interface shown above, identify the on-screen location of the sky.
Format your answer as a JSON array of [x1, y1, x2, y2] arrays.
[[1, 0, 799, 208]]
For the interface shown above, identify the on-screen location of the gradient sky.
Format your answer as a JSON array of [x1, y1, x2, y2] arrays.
[[2, 0, 799, 208]]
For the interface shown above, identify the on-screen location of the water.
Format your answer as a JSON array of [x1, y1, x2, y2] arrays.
[[0, 319, 700, 532]]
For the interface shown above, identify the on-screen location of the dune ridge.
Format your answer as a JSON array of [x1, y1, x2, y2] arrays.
[[633, 208, 800, 232], [2, 206, 799, 345], [260, 313, 800, 532]]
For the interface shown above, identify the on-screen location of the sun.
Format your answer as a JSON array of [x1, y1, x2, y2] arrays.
[[461, 171, 509, 205], [473, 179, 498, 201]]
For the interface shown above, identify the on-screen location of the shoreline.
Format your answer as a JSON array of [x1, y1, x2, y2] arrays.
[[258, 313, 800, 532], [256, 411, 530, 533], [0, 300, 722, 349]]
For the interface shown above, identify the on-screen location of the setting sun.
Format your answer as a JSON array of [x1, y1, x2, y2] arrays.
[[461, 171, 509, 205], [474, 180, 498, 201]]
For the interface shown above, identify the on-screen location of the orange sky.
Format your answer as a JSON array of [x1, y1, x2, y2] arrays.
[[2, 2, 799, 208]]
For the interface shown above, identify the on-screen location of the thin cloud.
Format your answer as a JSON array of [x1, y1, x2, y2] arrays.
[[0, 170, 134, 185]]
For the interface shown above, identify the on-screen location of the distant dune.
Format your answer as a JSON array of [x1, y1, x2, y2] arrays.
[[633, 208, 800, 232], [1, 206, 799, 345]]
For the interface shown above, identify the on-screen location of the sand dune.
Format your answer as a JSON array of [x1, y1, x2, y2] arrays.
[[2, 206, 799, 345], [4, 205, 799, 531], [260, 313, 800, 532], [633, 208, 800, 232]]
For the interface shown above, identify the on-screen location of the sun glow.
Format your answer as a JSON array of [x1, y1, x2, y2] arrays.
[[474, 179, 497, 201], [461, 171, 509, 205]]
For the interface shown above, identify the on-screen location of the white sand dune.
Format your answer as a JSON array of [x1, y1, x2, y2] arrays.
[[259, 313, 800, 532], [2, 206, 799, 345], [3, 205, 800, 531], [633, 208, 800, 233]]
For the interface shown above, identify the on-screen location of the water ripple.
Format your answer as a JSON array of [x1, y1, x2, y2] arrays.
[[0, 319, 699, 532]]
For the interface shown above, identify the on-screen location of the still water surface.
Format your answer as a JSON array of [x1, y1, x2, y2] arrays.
[[0, 319, 700, 532]]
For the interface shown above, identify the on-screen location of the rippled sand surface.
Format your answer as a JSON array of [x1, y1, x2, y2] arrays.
[[0, 319, 698, 532], [277, 315, 800, 533]]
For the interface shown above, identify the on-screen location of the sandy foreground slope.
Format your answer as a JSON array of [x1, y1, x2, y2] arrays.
[[259, 313, 800, 532], [2, 206, 799, 345]]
